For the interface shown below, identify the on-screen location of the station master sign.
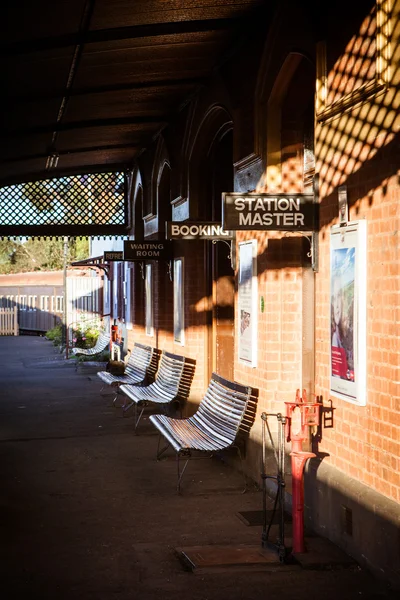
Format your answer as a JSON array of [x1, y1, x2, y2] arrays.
[[222, 193, 318, 231]]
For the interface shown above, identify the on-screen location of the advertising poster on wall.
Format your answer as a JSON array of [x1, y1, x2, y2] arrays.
[[238, 240, 257, 367], [330, 221, 367, 405]]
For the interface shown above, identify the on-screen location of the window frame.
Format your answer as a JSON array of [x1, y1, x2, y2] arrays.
[[173, 257, 185, 345], [145, 263, 154, 337], [316, 0, 392, 123], [40, 295, 49, 311]]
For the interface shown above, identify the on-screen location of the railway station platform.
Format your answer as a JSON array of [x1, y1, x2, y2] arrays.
[[0, 336, 396, 600]]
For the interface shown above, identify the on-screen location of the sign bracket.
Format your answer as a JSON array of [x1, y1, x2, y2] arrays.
[[139, 262, 145, 279], [167, 260, 173, 281], [212, 239, 236, 270], [283, 231, 319, 272]]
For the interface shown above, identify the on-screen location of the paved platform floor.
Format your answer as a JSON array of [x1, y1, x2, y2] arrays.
[[0, 336, 397, 599]]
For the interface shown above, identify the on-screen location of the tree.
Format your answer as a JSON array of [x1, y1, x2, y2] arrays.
[[0, 237, 89, 274], [0, 239, 20, 274]]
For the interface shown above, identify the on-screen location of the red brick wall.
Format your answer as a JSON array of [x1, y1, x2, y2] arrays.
[[315, 168, 400, 502], [123, 0, 400, 506], [312, 0, 400, 503], [232, 230, 307, 483], [175, 243, 208, 406], [126, 245, 208, 408]]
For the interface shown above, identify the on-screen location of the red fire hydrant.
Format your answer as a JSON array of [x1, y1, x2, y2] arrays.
[[285, 389, 320, 554], [111, 320, 118, 342]]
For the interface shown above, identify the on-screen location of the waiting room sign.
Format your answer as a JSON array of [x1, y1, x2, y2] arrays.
[[123, 240, 172, 261], [222, 193, 318, 231]]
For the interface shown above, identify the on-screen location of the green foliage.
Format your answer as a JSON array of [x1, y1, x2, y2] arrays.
[[74, 348, 110, 364], [71, 317, 110, 364], [72, 325, 100, 349], [45, 324, 63, 346], [0, 237, 89, 274], [71, 317, 102, 349], [0, 239, 19, 274], [72, 237, 89, 261]]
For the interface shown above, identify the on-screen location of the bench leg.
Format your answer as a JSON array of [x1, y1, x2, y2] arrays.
[[232, 444, 247, 493], [176, 451, 190, 494], [99, 383, 114, 397], [133, 403, 145, 433], [122, 399, 134, 414], [156, 435, 170, 460], [112, 388, 120, 406]]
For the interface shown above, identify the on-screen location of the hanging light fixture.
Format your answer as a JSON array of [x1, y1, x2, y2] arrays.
[[45, 152, 59, 170]]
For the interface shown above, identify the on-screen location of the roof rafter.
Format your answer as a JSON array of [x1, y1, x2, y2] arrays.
[[2, 18, 242, 55], [3, 77, 208, 105], [3, 116, 168, 137]]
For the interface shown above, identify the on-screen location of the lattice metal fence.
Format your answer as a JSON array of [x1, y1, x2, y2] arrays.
[[0, 171, 129, 238]]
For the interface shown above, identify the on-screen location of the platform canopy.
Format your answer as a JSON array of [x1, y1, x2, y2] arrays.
[[0, 0, 271, 237]]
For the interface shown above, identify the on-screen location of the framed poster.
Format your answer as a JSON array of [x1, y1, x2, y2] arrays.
[[330, 220, 367, 405], [238, 240, 258, 367]]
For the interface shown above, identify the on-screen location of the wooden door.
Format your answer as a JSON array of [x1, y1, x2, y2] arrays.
[[212, 242, 234, 380]]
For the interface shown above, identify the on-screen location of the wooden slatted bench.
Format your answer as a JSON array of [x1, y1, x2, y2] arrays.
[[149, 373, 258, 493], [119, 350, 196, 433], [97, 342, 160, 405], [71, 330, 111, 357]]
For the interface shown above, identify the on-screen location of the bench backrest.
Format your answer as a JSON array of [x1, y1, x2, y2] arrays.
[[125, 343, 159, 383], [191, 372, 257, 446], [75, 330, 110, 355], [96, 331, 111, 349], [152, 350, 196, 400]]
